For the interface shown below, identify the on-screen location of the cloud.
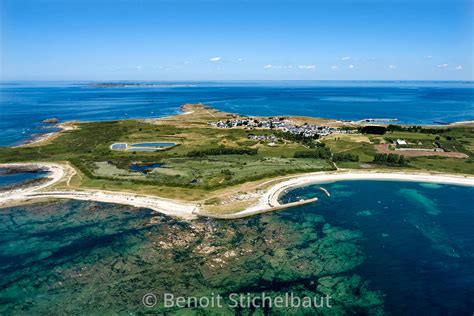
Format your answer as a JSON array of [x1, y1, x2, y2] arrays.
[[135, 65, 143, 70], [348, 64, 354, 69], [263, 64, 294, 69], [298, 64, 316, 69], [437, 63, 448, 68], [426, 55, 433, 59], [209, 57, 221, 62], [455, 65, 463, 70], [341, 56, 351, 61], [237, 58, 244, 62], [388, 65, 397, 69], [330, 65, 338, 70]]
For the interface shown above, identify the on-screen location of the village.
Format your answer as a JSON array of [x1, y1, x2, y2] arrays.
[[209, 117, 354, 138]]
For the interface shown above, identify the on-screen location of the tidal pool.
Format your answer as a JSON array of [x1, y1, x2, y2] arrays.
[[0, 181, 472, 314], [0, 168, 50, 191]]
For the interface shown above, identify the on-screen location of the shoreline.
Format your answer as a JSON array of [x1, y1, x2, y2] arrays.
[[13, 123, 77, 148], [6, 103, 474, 148], [1, 163, 473, 220], [195, 169, 474, 219]]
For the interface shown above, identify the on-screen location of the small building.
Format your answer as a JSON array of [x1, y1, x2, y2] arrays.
[[395, 139, 407, 146]]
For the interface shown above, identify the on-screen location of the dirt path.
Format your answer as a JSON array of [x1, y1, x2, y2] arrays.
[[1, 163, 473, 220]]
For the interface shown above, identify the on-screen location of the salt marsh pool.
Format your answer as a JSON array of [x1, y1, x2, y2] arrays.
[[110, 141, 176, 151], [131, 142, 176, 147], [110, 143, 127, 150]]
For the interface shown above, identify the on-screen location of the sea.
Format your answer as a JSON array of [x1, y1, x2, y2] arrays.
[[0, 81, 473, 314], [0, 181, 472, 314], [1, 81, 473, 146], [0, 168, 50, 190]]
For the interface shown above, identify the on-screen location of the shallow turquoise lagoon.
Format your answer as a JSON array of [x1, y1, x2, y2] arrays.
[[0, 168, 49, 190], [0, 181, 472, 314]]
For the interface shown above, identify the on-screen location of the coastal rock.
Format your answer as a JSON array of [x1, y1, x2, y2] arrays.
[[42, 118, 60, 124]]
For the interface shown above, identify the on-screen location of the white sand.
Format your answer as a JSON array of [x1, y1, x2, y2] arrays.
[[1, 163, 473, 220], [206, 170, 474, 218], [0, 163, 65, 198], [0, 163, 198, 220], [265, 170, 474, 206], [25, 190, 198, 220]]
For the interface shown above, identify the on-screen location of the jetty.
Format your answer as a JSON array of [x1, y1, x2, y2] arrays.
[[319, 187, 331, 197], [194, 197, 318, 219]]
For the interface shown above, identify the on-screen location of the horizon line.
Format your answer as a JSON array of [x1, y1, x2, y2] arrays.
[[1, 79, 473, 83]]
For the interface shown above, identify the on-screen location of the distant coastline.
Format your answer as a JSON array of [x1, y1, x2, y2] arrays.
[[12, 103, 474, 149], [1, 81, 473, 147], [90, 83, 196, 88]]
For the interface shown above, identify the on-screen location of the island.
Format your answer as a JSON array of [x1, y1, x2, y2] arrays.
[[1, 104, 473, 219]]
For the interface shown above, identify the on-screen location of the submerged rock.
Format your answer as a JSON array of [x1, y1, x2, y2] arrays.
[[0, 200, 381, 315], [398, 188, 441, 215], [317, 275, 384, 314], [356, 210, 373, 217], [42, 118, 60, 124]]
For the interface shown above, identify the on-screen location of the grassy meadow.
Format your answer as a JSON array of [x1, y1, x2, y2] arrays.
[[0, 105, 473, 200]]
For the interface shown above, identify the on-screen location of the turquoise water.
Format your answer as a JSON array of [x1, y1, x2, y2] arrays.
[[0, 168, 49, 190], [281, 180, 474, 315], [1, 81, 473, 146], [0, 181, 472, 314]]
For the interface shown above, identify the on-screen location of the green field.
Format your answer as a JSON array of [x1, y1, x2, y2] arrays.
[[0, 107, 334, 198], [0, 105, 473, 200]]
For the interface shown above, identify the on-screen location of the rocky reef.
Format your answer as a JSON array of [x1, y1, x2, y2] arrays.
[[0, 200, 384, 315]]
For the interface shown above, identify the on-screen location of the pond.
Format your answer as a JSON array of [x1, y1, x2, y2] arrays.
[[110, 142, 177, 151], [110, 143, 127, 150], [131, 142, 176, 147], [129, 162, 163, 173]]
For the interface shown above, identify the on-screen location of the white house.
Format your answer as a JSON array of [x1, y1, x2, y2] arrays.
[[395, 139, 407, 146]]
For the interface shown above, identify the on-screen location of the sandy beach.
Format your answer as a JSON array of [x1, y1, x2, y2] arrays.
[[196, 169, 474, 218], [0, 163, 199, 220], [1, 163, 473, 220]]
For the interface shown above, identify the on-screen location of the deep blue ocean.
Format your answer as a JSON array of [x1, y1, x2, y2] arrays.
[[1, 81, 473, 146]]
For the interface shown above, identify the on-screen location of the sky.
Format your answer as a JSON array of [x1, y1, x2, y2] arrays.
[[0, 0, 472, 81]]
